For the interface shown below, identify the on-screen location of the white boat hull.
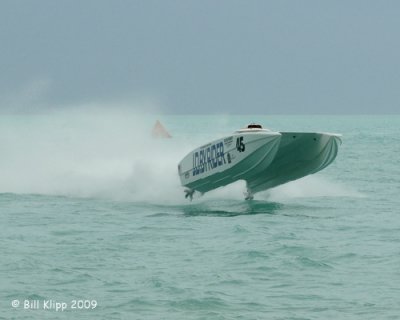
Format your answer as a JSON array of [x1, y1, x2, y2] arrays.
[[178, 127, 342, 199], [246, 132, 342, 194], [178, 132, 281, 193]]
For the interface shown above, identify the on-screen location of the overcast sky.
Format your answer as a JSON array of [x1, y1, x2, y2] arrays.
[[1, 0, 399, 114]]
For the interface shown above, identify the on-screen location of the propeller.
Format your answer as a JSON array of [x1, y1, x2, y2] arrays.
[[184, 189, 195, 201]]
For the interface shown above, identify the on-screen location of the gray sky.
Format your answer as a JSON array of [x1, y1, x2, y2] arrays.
[[1, 0, 399, 114]]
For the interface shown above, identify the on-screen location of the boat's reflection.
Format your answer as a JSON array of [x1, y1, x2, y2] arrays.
[[180, 200, 283, 217]]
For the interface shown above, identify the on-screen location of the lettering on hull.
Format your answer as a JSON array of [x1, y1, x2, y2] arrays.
[[192, 141, 226, 176]]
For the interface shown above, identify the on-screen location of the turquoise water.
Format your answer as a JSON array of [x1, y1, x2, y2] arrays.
[[1, 115, 399, 319]]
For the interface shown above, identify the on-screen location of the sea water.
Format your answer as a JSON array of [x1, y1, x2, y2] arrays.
[[1, 113, 399, 319]]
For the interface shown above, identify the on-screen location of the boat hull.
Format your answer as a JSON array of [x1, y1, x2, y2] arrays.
[[178, 132, 282, 193], [178, 129, 341, 198], [246, 132, 342, 193]]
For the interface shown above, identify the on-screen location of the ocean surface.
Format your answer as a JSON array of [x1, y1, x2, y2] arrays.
[[1, 114, 399, 319]]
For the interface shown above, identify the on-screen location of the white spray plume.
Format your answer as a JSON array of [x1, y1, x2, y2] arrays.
[[257, 175, 364, 202], [0, 110, 195, 204]]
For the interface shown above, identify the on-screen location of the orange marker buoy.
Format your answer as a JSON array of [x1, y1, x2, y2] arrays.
[[151, 120, 172, 138]]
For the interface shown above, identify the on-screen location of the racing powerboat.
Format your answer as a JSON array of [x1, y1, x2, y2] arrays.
[[177, 124, 342, 200]]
